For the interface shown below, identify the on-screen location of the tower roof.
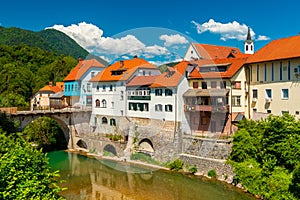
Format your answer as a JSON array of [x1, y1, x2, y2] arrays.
[[246, 27, 252, 42]]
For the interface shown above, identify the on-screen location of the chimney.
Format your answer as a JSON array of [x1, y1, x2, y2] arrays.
[[49, 82, 53, 86], [78, 57, 83, 62], [120, 60, 124, 68]]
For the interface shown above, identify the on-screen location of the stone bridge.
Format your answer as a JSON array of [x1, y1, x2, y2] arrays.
[[9, 109, 92, 149]]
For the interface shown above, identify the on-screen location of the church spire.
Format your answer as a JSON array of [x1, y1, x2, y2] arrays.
[[246, 26, 252, 41], [244, 27, 254, 54]]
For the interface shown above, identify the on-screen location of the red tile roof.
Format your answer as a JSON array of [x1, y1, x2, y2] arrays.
[[192, 43, 244, 60], [64, 59, 105, 81], [39, 82, 64, 93], [246, 35, 300, 63], [126, 75, 159, 87], [90, 58, 158, 82], [150, 61, 190, 88], [189, 57, 248, 79]]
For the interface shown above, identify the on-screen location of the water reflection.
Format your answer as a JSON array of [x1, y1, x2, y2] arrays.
[[48, 151, 255, 200]]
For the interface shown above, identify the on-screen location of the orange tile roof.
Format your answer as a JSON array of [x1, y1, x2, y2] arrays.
[[39, 82, 64, 93], [173, 60, 191, 75], [64, 59, 105, 81], [192, 43, 244, 60], [189, 57, 248, 79], [126, 75, 159, 87], [90, 58, 158, 82], [246, 35, 300, 63]]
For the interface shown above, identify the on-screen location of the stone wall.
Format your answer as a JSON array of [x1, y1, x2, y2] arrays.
[[179, 154, 234, 183], [182, 136, 232, 160]]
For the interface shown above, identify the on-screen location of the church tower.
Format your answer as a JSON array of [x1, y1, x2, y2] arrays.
[[244, 27, 254, 54]]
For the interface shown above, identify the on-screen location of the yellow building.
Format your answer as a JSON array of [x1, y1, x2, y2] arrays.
[[246, 35, 300, 119]]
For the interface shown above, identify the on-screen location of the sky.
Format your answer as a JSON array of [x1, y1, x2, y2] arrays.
[[1, 0, 300, 64]]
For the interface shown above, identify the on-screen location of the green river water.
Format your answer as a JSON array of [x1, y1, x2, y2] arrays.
[[48, 151, 256, 200]]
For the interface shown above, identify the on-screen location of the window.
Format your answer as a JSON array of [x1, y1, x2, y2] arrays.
[[96, 85, 100, 91], [120, 91, 124, 100], [280, 62, 283, 80], [111, 102, 114, 108], [102, 117, 108, 124], [253, 89, 258, 98], [264, 63, 267, 81], [288, 61, 291, 80], [193, 82, 198, 89], [165, 89, 173, 96], [265, 89, 272, 99], [201, 116, 207, 125], [267, 110, 272, 114], [282, 89, 289, 99], [155, 89, 163, 96], [101, 99, 107, 108], [211, 81, 217, 88], [232, 96, 241, 107], [95, 99, 100, 107], [256, 64, 260, 82], [91, 72, 95, 78], [271, 63, 274, 81], [87, 83, 91, 92], [109, 85, 113, 91], [102, 85, 106, 91], [201, 82, 207, 89], [220, 81, 226, 89], [232, 81, 241, 89], [110, 118, 116, 126], [155, 104, 163, 111], [281, 111, 289, 115], [165, 104, 173, 112]]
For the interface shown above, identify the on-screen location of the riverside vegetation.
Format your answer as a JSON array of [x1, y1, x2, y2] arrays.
[[0, 114, 65, 199], [228, 114, 300, 200]]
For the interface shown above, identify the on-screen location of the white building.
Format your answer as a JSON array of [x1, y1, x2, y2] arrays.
[[89, 57, 161, 134]]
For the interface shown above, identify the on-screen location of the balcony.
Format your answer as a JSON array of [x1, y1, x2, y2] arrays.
[[128, 96, 151, 101], [184, 104, 229, 112]]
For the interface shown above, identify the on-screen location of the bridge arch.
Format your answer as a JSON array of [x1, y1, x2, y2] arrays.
[[76, 139, 88, 149], [138, 138, 154, 154], [10, 111, 77, 149], [103, 144, 117, 156]]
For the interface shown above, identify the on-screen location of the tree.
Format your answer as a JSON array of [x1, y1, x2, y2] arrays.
[[229, 114, 300, 200], [0, 132, 65, 199]]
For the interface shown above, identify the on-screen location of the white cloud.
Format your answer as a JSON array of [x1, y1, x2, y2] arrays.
[[159, 34, 189, 46], [257, 35, 270, 41], [47, 22, 174, 60], [191, 19, 264, 41]]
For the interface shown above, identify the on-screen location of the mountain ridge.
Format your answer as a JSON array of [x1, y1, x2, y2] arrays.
[[0, 26, 89, 59]]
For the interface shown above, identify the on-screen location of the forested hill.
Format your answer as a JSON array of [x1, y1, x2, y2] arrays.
[[0, 44, 78, 108], [0, 26, 88, 58]]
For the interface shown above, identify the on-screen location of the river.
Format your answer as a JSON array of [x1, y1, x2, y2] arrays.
[[48, 151, 256, 200]]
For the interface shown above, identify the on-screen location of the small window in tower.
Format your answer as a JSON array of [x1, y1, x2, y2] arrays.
[[246, 45, 248, 51]]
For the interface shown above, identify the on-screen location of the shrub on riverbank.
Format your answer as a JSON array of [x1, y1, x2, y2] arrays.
[[166, 158, 184, 171], [130, 152, 160, 165], [229, 114, 300, 200], [0, 131, 65, 199]]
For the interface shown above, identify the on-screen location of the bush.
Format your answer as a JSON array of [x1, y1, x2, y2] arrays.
[[130, 152, 160, 165], [208, 169, 217, 178], [188, 165, 198, 174], [167, 159, 184, 171]]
